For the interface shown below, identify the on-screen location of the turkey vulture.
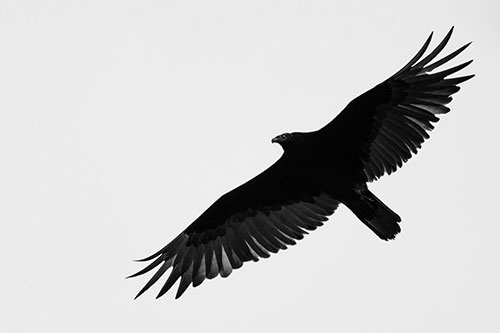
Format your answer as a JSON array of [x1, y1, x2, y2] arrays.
[[129, 27, 473, 299]]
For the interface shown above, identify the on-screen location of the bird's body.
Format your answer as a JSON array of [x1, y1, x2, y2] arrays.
[[129, 27, 473, 299]]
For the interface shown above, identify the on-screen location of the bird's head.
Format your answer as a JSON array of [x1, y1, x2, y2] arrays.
[[271, 132, 293, 147]]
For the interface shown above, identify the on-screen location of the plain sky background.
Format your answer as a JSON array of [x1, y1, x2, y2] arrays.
[[1, 0, 499, 332]]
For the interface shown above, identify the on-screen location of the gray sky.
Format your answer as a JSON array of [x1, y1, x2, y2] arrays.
[[1, 0, 499, 332]]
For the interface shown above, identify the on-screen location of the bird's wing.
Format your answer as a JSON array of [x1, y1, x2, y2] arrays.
[[317, 27, 474, 182], [129, 156, 339, 299]]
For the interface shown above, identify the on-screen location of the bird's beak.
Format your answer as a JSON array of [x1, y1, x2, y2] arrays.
[[271, 137, 279, 143]]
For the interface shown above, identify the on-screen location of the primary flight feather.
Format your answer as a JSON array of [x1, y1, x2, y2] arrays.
[[129, 27, 473, 299]]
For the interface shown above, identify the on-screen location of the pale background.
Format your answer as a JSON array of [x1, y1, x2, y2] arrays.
[[1, 0, 499, 332]]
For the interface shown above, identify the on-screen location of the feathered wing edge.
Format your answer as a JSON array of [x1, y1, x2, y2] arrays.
[[392, 27, 473, 80], [128, 194, 339, 299], [361, 27, 474, 181]]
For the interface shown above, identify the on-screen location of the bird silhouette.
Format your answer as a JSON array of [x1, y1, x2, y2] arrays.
[[129, 27, 473, 299]]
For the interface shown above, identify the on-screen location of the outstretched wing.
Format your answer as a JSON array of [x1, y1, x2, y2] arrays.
[[129, 156, 339, 299], [317, 27, 474, 182]]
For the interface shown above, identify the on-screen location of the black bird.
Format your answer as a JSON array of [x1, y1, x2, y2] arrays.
[[129, 27, 473, 299]]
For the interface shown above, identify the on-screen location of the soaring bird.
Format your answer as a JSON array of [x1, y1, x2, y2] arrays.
[[129, 27, 473, 299]]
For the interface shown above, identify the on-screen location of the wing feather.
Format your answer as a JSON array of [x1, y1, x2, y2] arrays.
[[129, 182, 339, 299], [318, 27, 473, 181], [204, 241, 218, 279]]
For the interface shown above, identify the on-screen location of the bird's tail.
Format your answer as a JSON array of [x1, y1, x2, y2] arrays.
[[345, 188, 401, 240]]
